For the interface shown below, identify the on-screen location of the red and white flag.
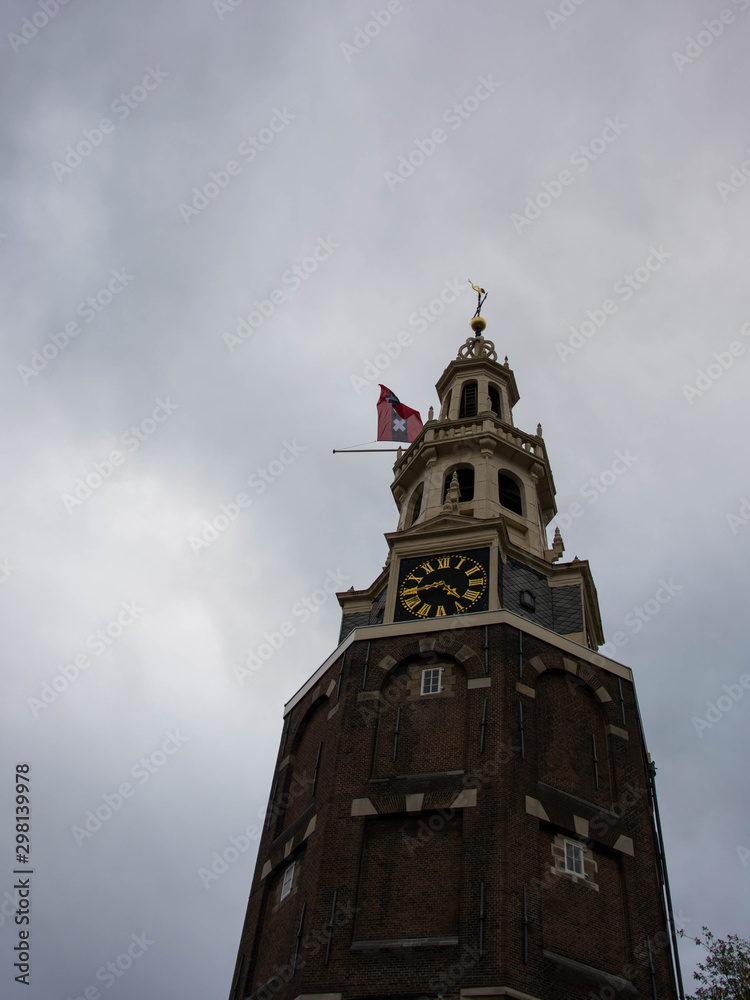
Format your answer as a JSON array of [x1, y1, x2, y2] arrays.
[[377, 385, 423, 443]]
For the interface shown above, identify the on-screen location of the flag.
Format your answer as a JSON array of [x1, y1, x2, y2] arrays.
[[377, 385, 423, 443]]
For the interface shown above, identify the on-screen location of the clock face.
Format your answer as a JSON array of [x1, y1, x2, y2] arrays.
[[396, 549, 489, 620]]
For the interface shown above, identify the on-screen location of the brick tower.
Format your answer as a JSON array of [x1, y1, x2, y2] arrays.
[[228, 315, 683, 1000]]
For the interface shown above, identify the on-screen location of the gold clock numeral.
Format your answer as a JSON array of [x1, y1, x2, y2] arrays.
[[454, 601, 466, 613], [463, 589, 480, 602], [455, 557, 466, 569], [421, 561, 435, 574], [465, 565, 482, 576], [403, 595, 420, 610], [401, 586, 419, 596], [415, 604, 431, 618], [435, 606, 447, 617], [437, 556, 450, 569]]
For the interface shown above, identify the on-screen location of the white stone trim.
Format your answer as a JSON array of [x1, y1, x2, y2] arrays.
[[614, 834, 635, 856], [284, 608, 632, 716], [525, 796, 550, 822], [350, 798, 377, 816]]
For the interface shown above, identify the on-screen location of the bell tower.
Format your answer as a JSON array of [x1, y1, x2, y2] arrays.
[[227, 312, 683, 1000], [340, 318, 602, 650]]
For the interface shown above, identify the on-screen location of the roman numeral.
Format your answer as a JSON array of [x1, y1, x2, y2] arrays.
[[466, 565, 482, 576], [463, 589, 480, 602], [454, 602, 466, 613], [403, 596, 420, 610], [415, 604, 431, 617], [421, 561, 435, 574], [455, 557, 466, 569], [401, 587, 419, 596], [435, 606, 447, 617], [437, 556, 450, 569]]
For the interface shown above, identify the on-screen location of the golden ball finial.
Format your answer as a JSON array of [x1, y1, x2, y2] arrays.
[[470, 316, 487, 334]]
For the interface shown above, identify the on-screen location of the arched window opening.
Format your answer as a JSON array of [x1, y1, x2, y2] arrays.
[[498, 473, 523, 516], [443, 466, 475, 503], [459, 382, 478, 419], [488, 384, 501, 417], [410, 483, 424, 525]]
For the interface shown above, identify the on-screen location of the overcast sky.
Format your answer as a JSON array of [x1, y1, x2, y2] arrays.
[[2, 0, 749, 996]]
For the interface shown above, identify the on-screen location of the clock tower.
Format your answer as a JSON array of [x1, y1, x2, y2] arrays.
[[228, 317, 683, 1000]]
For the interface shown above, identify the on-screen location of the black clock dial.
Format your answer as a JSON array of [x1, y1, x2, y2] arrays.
[[397, 551, 489, 619]]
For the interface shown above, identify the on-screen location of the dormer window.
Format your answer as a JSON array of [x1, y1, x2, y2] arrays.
[[520, 590, 535, 611], [459, 382, 478, 419]]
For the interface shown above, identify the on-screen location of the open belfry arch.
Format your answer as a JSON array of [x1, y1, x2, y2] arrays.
[[228, 303, 684, 1000]]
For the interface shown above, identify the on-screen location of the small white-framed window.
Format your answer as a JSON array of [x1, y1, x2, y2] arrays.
[[280, 861, 295, 900], [421, 667, 443, 695], [564, 840, 585, 878]]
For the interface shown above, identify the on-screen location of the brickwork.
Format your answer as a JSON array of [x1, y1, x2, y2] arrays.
[[228, 622, 677, 1000]]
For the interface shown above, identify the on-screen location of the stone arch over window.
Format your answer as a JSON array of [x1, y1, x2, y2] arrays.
[[443, 465, 475, 503], [533, 669, 612, 806], [498, 471, 523, 516], [370, 655, 468, 778], [488, 383, 502, 418], [274, 696, 329, 836], [459, 381, 478, 419], [441, 389, 452, 419], [409, 482, 424, 525]]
